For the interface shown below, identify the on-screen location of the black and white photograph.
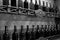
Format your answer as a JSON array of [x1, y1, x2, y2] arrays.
[[0, 0, 60, 40]]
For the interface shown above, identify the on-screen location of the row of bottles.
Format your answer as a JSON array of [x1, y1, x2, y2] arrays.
[[23, 0, 39, 10], [19, 0, 58, 13], [3, 0, 58, 13], [0, 25, 60, 40]]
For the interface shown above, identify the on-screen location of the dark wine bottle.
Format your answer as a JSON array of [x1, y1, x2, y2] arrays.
[[52, 25, 54, 35], [44, 25, 47, 37], [35, 25, 40, 39], [24, 0, 28, 9], [50, 26, 53, 36], [53, 26, 55, 35], [34, 0, 38, 10], [25, 25, 30, 40], [50, 26, 52, 36], [11, 0, 16, 6], [42, 1, 46, 11], [19, 25, 24, 40], [3, 0, 9, 10], [12, 25, 18, 40], [46, 25, 49, 37], [41, 25, 44, 37], [48, 25, 51, 36], [39, 25, 42, 37], [55, 7, 58, 13], [49, 3, 53, 12], [3, 26, 10, 40], [56, 25, 58, 35], [47, 25, 50, 37], [0, 34, 1, 40], [30, 25, 35, 40], [46, 2, 49, 12]]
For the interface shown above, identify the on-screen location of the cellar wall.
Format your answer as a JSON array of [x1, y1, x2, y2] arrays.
[[0, 13, 55, 30]]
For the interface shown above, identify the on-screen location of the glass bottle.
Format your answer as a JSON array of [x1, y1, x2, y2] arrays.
[[12, 25, 18, 40], [30, 25, 35, 40], [42, 1, 46, 11], [35, 25, 40, 39], [25, 25, 30, 40], [24, 0, 28, 9], [19, 25, 24, 40], [39, 0, 41, 9], [30, 0, 34, 10], [3, 26, 10, 40], [34, 0, 38, 10]]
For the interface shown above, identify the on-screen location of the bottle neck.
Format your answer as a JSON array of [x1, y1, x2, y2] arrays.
[[35, 1, 38, 5], [25, 0, 27, 2], [20, 29, 23, 33], [5, 27, 8, 34]]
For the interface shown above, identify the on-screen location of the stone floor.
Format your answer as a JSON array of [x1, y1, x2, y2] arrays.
[[46, 35, 60, 40], [36, 34, 60, 40]]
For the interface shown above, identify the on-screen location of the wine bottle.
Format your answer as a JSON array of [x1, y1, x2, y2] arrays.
[[34, 0, 38, 10], [48, 25, 51, 36], [3, 0, 9, 10], [50, 27, 52, 36], [12, 25, 18, 40], [49, 3, 52, 12], [24, 0, 28, 9], [42, 1, 46, 11], [51, 26, 53, 36], [30, 0, 34, 10], [18, 0, 24, 8], [3, 26, 10, 40], [35, 25, 40, 39], [41, 25, 44, 37], [19, 25, 24, 40], [46, 2, 49, 12], [44, 25, 47, 37], [0, 34, 1, 40], [47, 25, 50, 37], [39, 0, 41, 9], [30, 25, 35, 40], [11, 0, 16, 6], [25, 25, 30, 40]]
